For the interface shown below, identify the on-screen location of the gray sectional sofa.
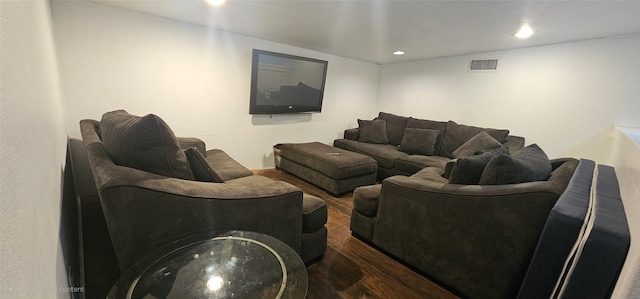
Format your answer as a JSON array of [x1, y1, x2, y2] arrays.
[[334, 112, 525, 179]]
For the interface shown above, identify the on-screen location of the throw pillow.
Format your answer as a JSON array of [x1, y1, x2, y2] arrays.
[[478, 144, 552, 185], [376, 112, 409, 146], [440, 120, 510, 158], [398, 128, 440, 156], [184, 147, 225, 183], [99, 110, 195, 180], [448, 147, 509, 184], [358, 119, 389, 144], [451, 131, 502, 158], [405, 117, 447, 155], [442, 160, 456, 179]]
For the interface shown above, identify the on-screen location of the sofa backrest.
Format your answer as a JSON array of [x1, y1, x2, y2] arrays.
[[517, 159, 630, 299]]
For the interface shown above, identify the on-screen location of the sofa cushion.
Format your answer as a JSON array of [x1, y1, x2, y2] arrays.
[[184, 147, 225, 183], [479, 144, 552, 185], [302, 194, 328, 233], [353, 184, 383, 217], [376, 112, 409, 146], [441, 120, 509, 158], [99, 110, 194, 180], [333, 139, 408, 169], [358, 119, 389, 144], [398, 128, 440, 156], [405, 117, 447, 155], [451, 131, 502, 158], [411, 167, 449, 184], [395, 155, 452, 175], [449, 147, 509, 185]]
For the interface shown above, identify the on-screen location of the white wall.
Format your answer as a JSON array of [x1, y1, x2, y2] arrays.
[[609, 127, 640, 298], [52, 1, 379, 169], [377, 36, 640, 159], [378, 38, 640, 298], [0, 1, 71, 298]]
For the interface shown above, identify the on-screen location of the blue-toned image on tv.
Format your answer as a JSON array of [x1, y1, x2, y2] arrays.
[[250, 50, 328, 114]]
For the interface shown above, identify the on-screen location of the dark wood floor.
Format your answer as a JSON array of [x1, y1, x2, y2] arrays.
[[253, 168, 459, 299]]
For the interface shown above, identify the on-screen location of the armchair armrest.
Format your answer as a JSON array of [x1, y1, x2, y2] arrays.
[[205, 149, 253, 181], [344, 128, 359, 140], [177, 137, 206, 155], [95, 161, 303, 271]]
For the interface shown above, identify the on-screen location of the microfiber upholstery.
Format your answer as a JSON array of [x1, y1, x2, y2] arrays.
[[204, 149, 253, 181], [517, 161, 630, 299], [376, 112, 409, 146], [405, 117, 447, 155], [364, 158, 579, 299], [440, 120, 509, 158], [274, 142, 377, 179], [184, 147, 225, 183], [358, 119, 389, 144], [302, 194, 328, 233], [80, 117, 328, 271], [274, 142, 378, 196], [479, 144, 552, 185], [333, 139, 408, 169], [352, 184, 383, 217], [451, 131, 502, 158], [99, 110, 194, 180], [398, 128, 440, 156], [335, 113, 522, 180], [449, 147, 509, 185], [395, 155, 451, 175]]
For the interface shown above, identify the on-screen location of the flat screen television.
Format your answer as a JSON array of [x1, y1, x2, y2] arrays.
[[249, 49, 328, 114]]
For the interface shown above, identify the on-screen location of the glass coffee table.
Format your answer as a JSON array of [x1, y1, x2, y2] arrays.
[[108, 230, 308, 299]]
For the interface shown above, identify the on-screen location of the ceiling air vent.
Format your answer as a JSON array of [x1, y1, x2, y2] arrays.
[[469, 59, 498, 72]]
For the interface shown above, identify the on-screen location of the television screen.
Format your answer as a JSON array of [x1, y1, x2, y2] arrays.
[[249, 49, 328, 114]]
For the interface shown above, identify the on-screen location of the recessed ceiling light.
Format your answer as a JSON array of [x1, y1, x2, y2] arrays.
[[206, 0, 225, 6], [515, 25, 534, 39], [393, 50, 405, 56]]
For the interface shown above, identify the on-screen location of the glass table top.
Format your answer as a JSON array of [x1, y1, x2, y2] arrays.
[[108, 230, 308, 299]]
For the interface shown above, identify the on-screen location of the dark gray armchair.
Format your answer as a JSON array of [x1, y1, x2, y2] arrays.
[[80, 112, 326, 272]]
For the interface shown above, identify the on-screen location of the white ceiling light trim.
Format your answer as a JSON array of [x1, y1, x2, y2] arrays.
[[206, 0, 225, 6], [515, 24, 534, 39], [393, 50, 405, 56]]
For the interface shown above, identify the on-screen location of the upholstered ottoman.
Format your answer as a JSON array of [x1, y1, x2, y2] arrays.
[[301, 194, 328, 263], [274, 142, 378, 196]]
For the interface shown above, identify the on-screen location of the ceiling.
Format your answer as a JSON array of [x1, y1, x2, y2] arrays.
[[90, 0, 640, 64]]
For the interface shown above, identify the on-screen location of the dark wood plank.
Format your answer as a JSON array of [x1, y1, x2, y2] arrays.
[[253, 168, 459, 299]]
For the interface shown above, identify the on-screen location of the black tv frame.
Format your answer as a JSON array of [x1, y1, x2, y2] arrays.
[[249, 49, 328, 115]]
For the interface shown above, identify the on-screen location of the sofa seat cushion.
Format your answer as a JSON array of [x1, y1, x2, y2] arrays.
[[410, 167, 449, 184], [479, 144, 552, 185], [441, 120, 510, 158], [333, 139, 408, 169], [302, 194, 328, 233], [99, 110, 195, 180], [395, 155, 451, 174]]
